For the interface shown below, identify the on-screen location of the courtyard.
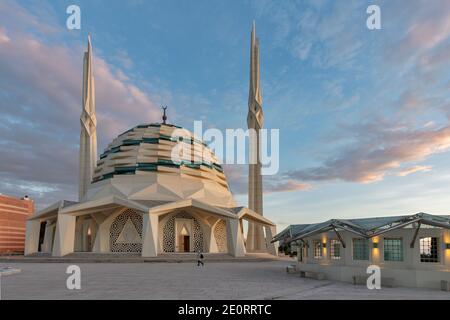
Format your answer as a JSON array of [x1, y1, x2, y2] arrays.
[[1, 259, 449, 300]]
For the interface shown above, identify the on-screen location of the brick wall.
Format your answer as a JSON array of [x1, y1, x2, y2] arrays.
[[0, 194, 34, 254]]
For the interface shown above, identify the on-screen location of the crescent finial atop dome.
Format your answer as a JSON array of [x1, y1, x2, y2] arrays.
[[162, 106, 168, 124]]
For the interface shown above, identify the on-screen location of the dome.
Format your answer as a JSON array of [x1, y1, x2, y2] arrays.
[[88, 123, 236, 207]]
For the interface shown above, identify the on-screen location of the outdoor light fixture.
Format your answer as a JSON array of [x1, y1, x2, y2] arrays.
[[446, 243, 450, 250], [322, 242, 327, 248], [373, 242, 379, 249]]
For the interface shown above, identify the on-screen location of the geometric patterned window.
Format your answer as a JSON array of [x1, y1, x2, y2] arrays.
[[109, 209, 143, 253], [420, 237, 439, 263], [313, 240, 322, 259], [213, 220, 228, 253], [330, 240, 341, 260], [383, 238, 403, 261], [352, 238, 369, 260]]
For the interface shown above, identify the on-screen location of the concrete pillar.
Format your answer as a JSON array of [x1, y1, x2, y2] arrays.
[[74, 217, 84, 252], [52, 214, 76, 257], [42, 222, 55, 253], [247, 222, 266, 251], [264, 225, 278, 256], [142, 213, 159, 257], [227, 218, 246, 257], [25, 220, 41, 255], [92, 218, 110, 253], [81, 219, 94, 251], [206, 221, 219, 253]]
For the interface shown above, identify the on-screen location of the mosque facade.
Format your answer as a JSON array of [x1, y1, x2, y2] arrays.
[[24, 26, 277, 258]]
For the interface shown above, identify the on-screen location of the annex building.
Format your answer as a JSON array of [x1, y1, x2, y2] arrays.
[[274, 213, 450, 289]]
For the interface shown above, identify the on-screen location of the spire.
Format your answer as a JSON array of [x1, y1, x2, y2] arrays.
[[248, 21, 263, 129], [162, 106, 168, 124], [246, 21, 265, 251], [252, 20, 256, 45], [79, 34, 97, 201]]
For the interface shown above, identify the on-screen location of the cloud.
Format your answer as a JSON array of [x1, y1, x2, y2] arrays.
[[405, 5, 450, 51], [0, 27, 10, 43], [252, 0, 365, 69], [223, 165, 311, 195], [395, 165, 432, 177], [0, 1, 161, 208], [265, 179, 312, 193], [264, 0, 450, 187], [289, 124, 450, 183], [113, 49, 134, 69], [386, 0, 450, 63]]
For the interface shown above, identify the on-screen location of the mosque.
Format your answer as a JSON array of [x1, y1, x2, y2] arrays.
[[24, 24, 277, 258]]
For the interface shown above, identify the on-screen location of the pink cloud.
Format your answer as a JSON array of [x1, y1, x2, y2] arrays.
[[388, 1, 450, 62], [0, 1, 163, 206], [264, 179, 312, 193], [223, 165, 311, 195], [396, 165, 432, 177], [0, 27, 10, 44], [291, 124, 450, 184]]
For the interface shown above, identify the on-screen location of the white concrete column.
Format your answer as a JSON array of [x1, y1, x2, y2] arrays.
[[227, 218, 246, 257], [42, 222, 55, 253], [92, 218, 110, 253], [264, 225, 278, 256], [74, 217, 84, 252], [246, 222, 255, 251], [91, 212, 108, 253], [25, 220, 41, 255], [247, 222, 266, 251], [52, 214, 76, 257], [142, 212, 159, 257], [81, 220, 93, 251], [207, 222, 219, 253]]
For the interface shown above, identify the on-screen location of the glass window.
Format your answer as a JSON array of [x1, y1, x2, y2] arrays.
[[330, 240, 341, 260], [383, 238, 403, 261], [420, 237, 439, 263], [353, 238, 369, 260], [313, 240, 322, 259]]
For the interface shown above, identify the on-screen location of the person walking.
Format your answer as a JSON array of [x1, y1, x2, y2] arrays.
[[197, 251, 204, 267]]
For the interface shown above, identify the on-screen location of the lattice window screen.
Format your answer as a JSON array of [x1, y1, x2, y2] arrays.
[[110, 209, 143, 253], [214, 220, 228, 253]]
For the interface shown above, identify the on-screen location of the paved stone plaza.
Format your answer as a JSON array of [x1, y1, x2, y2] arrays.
[[1, 260, 449, 300]]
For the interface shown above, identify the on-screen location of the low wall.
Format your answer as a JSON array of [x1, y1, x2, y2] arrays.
[[297, 263, 450, 290]]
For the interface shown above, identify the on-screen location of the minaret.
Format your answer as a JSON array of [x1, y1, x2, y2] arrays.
[[246, 22, 265, 251], [79, 34, 97, 201]]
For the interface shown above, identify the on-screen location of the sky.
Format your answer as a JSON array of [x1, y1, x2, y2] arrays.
[[1, 0, 450, 232]]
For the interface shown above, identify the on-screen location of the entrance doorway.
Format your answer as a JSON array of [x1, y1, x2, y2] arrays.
[[87, 227, 92, 251], [175, 220, 193, 253], [183, 235, 190, 252]]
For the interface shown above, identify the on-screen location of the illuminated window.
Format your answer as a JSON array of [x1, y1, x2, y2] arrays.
[[330, 240, 341, 260], [313, 240, 322, 259], [353, 238, 369, 260], [383, 238, 403, 261], [420, 237, 439, 263]]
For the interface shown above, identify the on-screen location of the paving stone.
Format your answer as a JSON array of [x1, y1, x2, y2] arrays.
[[0, 261, 449, 300]]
